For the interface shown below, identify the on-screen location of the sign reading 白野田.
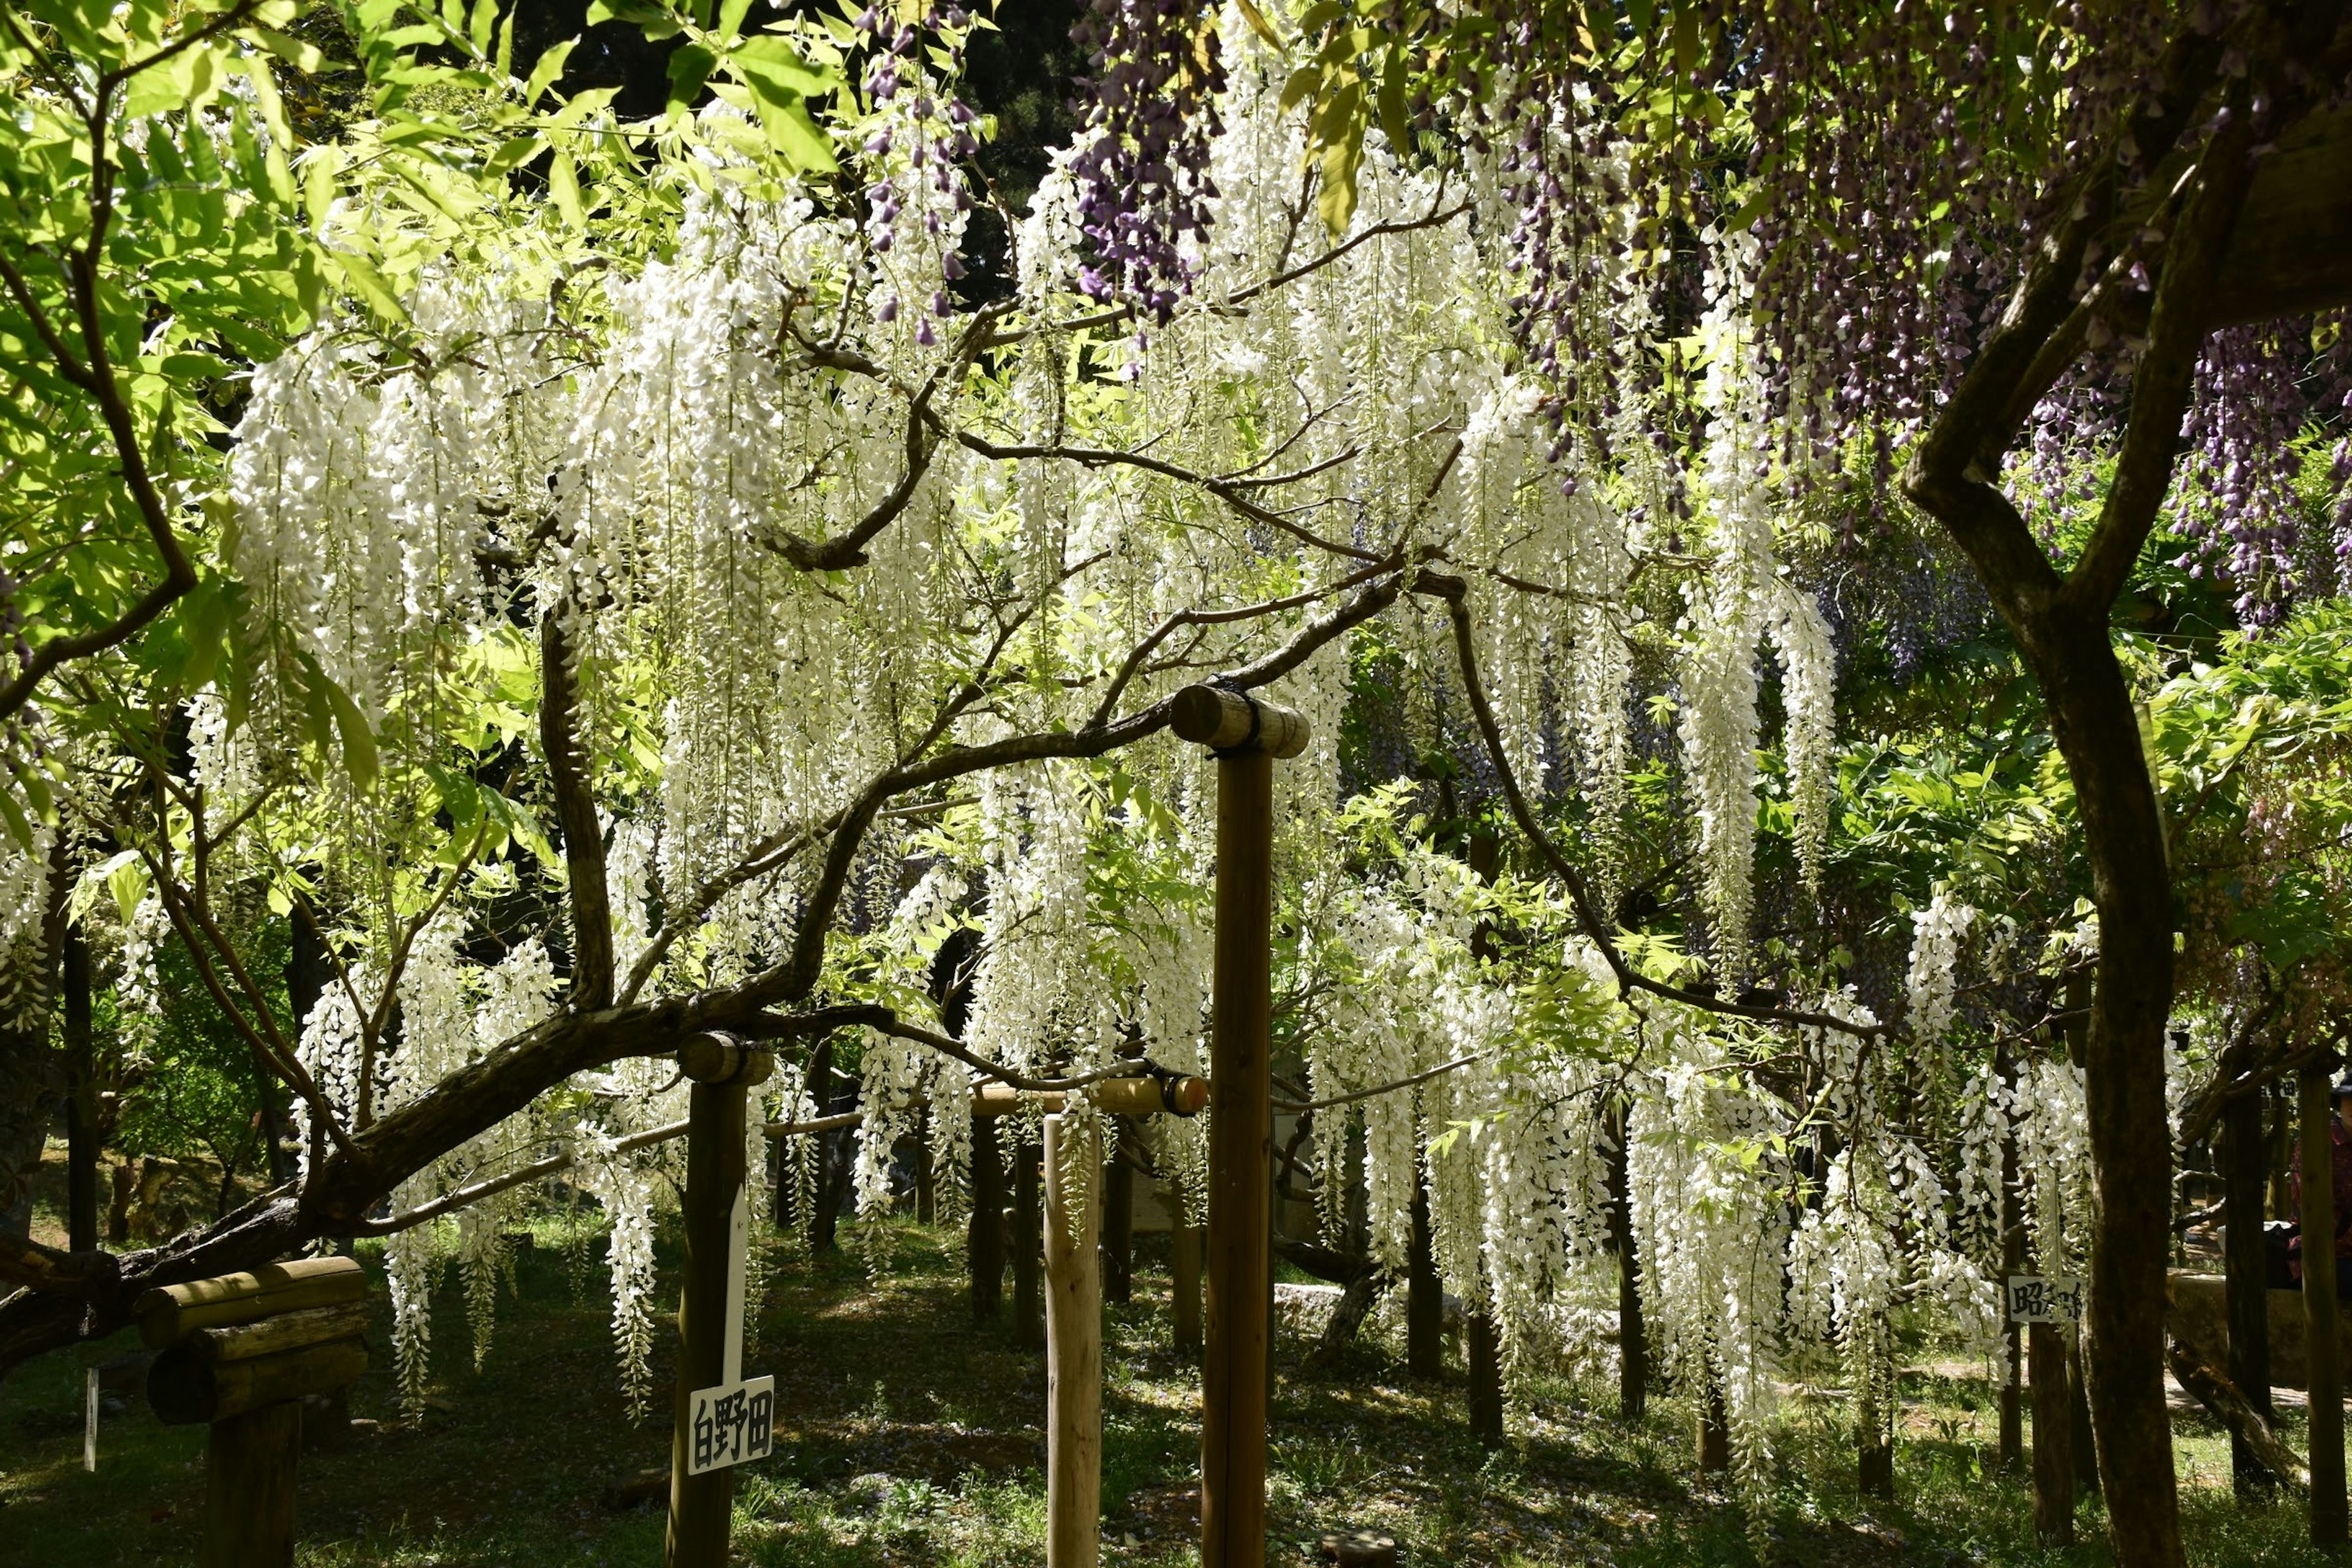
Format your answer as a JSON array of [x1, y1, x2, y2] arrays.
[[2005, 1274, 2085, 1324], [687, 1374, 776, 1475]]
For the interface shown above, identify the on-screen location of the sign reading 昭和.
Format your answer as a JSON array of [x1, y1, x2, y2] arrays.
[[687, 1374, 776, 1476], [2005, 1274, 2085, 1324]]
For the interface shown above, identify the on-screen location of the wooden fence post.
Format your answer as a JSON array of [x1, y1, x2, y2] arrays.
[[2302, 1063, 2346, 1547], [138, 1256, 371, 1568], [1172, 684, 1306, 1568], [1043, 1114, 1103, 1568], [2029, 1321, 2073, 1546], [665, 1035, 773, 1568]]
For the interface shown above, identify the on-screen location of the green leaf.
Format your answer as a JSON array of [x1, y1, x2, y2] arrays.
[[731, 34, 833, 96], [246, 26, 322, 71], [522, 37, 576, 107], [666, 42, 717, 109], [319, 671, 380, 787], [109, 854, 151, 925], [548, 148, 586, 228], [330, 249, 407, 324]]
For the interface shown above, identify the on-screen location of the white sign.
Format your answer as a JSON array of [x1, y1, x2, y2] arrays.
[[2006, 1274, 2085, 1324], [684, 1176, 775, 1476], [687, 1374, 777, 1474]]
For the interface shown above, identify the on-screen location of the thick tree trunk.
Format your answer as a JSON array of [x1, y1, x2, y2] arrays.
[[2032, 616, 2182, 1564], [2224, 1088, 2274, 1497], [970, 1110, 1005, 1323], [1406, 1168, 1441, 1378], [1467, 1298, 1504, 1446], [1606, 1096, 1646, 1421]]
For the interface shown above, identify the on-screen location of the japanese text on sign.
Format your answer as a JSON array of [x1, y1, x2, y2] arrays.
[[2005, 1274, 2084, 1324], [687, 1375, 775, 1475]]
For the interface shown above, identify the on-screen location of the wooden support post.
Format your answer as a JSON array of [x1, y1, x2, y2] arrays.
[[1173, 684, 1303, 1568], [1102, 1129, 1134, 1306], [1467, 1298, 1505, 1446], [665, 1037, 769, 1568], [970, 1110, 1005, 1323], [2029, 1322, 2073, 1546], [201, 1399, 301, 1568], [1406, 1167, 1442, 1380], [1172, 1207, 1204, 1354], [1014, 1129, 1045, 1349], [2224, 1087, 2274, 1497], [1043, 1114, 1102, 1568], [1604, 1098, 1644, 1420], [2303, 1063, 2346, 1547]]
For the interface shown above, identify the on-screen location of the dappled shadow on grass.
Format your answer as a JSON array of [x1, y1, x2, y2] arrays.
[[7, 1216, 2349, 1567]]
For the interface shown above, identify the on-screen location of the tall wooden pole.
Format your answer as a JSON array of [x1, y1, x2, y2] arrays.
[[666, 1036, 769, 1568], [2028, 1321, 2073, 1546], [1044, 1114, 1102, 1568], [1173, 684, 1305, 1568], [2223, 1087, 2274, 1498], [2302, 1063, 2345, 1547], [200, 1399, 301, 1568]]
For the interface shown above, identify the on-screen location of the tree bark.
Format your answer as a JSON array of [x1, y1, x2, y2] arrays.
[[1468, 1301, 1505, 1446], [2224, 1087, 2274, 1497], [0, 839, 67, 1242], [1606, 1096, 1646, 1421], [1406, 1167, 1441, 1379], [2030, 1322, 2075, 1547], [1697, 1376, 1730, 1476], [1858, 1359, 1893, 1499]]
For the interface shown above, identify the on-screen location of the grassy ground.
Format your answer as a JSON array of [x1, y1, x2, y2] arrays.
[[0, 1205, 2339, 1568]]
